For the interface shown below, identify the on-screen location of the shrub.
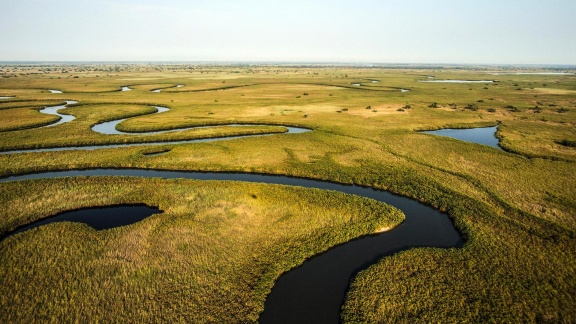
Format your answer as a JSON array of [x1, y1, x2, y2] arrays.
[[506, 105, 520, 112], [557, 139, 576, 147]]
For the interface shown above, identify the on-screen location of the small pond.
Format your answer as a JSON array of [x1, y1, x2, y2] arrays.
[[49, 89, 63, 94], [2, 205, 162, 241], [121, 86, 132, 91], [421, 126, 502, 150], [419, 80, 494, 83]]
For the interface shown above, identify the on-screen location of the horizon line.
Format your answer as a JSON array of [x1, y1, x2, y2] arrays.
[[1, 60, 576, 68]]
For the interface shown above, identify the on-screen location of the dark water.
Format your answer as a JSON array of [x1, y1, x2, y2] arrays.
[[2, 205, 162, 241], [143, 150, 171, 156], [422, 126, 502, 150], [0, 169, 463, 323]]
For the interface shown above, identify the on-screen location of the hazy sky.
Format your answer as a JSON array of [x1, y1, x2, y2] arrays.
[[1, 0, 575, 64]]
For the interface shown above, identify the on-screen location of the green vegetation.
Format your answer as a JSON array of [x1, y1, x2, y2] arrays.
[[1, 64, 575, 322], [1, 177, 402, 322]]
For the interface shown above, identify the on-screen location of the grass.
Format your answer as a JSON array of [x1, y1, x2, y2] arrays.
[[0, 177, 402, 323], [0, 64, 575, 322]]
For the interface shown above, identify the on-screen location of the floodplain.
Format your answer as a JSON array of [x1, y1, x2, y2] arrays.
[[0, 63, 575, 323]]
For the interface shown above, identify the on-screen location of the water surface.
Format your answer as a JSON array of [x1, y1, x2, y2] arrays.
[[489, 72, 575, 75], [0, 169, 463, 323], [422, 126, 501, 150], [2, 205, 162, 241], [38, 100, 78, 127], [419, 80, 494, 83], [0, 126, 310, 154], [49, 89, 63, 93], [121, 86, 132, 91]]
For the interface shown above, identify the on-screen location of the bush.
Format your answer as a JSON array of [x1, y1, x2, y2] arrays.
[[506, 105, 520, 112], [557, 139, 576, 147]]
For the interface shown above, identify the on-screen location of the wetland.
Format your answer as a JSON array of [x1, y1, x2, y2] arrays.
[[0, 64, 574, 323]]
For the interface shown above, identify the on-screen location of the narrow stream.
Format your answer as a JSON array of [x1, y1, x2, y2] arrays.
[[2, 103, 311, 154], [0, 169, 463, 323], [2, 90, 464, 322], [38, 100, 78, 127]]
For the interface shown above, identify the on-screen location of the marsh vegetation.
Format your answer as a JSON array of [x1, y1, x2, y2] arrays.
[[0, 64, 575, 322]]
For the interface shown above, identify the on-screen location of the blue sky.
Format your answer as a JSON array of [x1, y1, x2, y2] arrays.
[[1, 0, 575, 64]]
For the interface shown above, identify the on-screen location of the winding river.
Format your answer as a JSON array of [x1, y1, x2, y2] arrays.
[[151, 84, 184, 92], [1, 94, 464, 322], [1, 169, 463, 323], [1, 103, 310, 154], [38, 100, 78, 127]]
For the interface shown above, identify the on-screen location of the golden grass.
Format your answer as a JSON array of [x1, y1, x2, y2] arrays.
[[0, 177, 402, 323], [0, 64, 575, 322]]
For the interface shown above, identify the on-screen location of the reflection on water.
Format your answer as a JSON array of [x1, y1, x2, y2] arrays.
[[0, 169, 462, 323], [38, 100, 78, 127], [2, 205, 162, 240], [419, 80, 494, 83], [422, 126, 501, 150]]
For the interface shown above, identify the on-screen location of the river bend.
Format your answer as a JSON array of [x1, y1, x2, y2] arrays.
[[0, 169, 463, 323]]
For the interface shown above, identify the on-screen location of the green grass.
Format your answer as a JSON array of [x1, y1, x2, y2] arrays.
[[0, 177, 402, 323], [0, 64, 575, 322]]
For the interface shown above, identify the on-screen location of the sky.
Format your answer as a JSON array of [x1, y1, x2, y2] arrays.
[[1, 0, 575, 64]]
